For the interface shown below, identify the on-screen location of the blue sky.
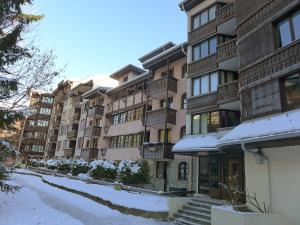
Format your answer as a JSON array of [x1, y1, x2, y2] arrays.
[[28, 0, 186, 80]]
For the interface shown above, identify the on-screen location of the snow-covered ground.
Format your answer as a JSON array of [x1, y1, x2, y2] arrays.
[[0, 173, 173, 225]]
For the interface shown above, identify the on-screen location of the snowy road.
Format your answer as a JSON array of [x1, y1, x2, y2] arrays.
[[0, 173, 173, 225]]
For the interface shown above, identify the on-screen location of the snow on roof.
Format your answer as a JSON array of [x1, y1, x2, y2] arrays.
[[172, 134, 219, 153], [218, 109, 300, 147]]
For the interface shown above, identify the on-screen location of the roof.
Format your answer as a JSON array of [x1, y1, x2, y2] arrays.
[[172, 134, 219, 153], [138, 42, 175, 63], [109, 64, 145, 80], [218, 109, 300, 148], [107, 72, 149, 94], [81, 86, 111, 99], [179, 0, 205, 11], [142, 43, 187, 70]]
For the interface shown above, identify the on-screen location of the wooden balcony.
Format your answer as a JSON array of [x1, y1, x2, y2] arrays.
[[22, 138, 45, 145], [217, 80, 240, 105], [145, 108, 176, 129], [188, 54, 217, 78], [148, 76, 178, 100], [67, 130, 78, 138], [217, 38, 238, 71], [24, 125, 48, 133], [87, 106, 104, 117], [142, 143, 174, 160], [240, 40, 300, 88], [83, 126, 101, 137], [55, 94, 67, 103], [188, 19, 217, 45], [72, 112, 80, 121], [63, 148, 75, 157], [217, 1, 235, 24], [71, 96, 81, 104], [80, 148, 99, 161], [187, 92, 218, 114]]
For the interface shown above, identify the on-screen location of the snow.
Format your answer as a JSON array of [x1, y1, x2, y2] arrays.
[[118, 160, 140, 174], [219, 109, 300, 147], [172, 134, 219, 153], [42, 174, 169, 212], [89, 160, 116, 170]]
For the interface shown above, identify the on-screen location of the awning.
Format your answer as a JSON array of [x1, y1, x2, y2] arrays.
[[218, 109, 300, 148], [172, 134, 219, 153]]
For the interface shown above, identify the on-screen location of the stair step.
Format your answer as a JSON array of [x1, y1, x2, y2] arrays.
[[183, 205, 211, 213], [179, 209, 211, 220], [174, 212, 211, 224], [192, 198, 224, 206], [188, 201, 214, 209], [172, 217, 206, 225]]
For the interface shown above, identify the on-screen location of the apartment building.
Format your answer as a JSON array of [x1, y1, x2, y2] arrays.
[[140, 42, 197, 192], [99, 65, 148, 161], [20, 90, 53, 160], [74, 86, 109, 161]]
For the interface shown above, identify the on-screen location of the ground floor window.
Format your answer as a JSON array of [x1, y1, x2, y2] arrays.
[[283, 73, 300, 110], [178, 162, 188, 181], [156, 162, 165, 178]]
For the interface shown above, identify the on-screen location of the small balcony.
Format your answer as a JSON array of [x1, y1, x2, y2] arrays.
[[218, 80, 240, 106], [142, 143, 174, 160], [217, 38, 238, 71], [188, 19, 217, 45], [87, 106, 104, 117], [80, 148, 99, 161], [64, 148, 75, 157], [145, 108, 176, 129], [188, 54, 218, 78], [148, 76, 178, 100], [187, 92, 218, 114], [83, 126, 101, 137], [217, 1, 236, 36], [67, 130, 78, 138]]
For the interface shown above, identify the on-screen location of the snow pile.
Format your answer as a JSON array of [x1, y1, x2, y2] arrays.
[[118, 160, 140, 174], [90, 160, 116, 170], [46, 159, 58, 169]]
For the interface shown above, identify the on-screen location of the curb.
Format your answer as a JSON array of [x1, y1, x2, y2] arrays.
[[14, 171, 169, 220]]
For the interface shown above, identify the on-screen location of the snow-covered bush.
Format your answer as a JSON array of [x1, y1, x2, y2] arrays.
[[71, 159, 89, 176], [29, 159, 45, 167], [117, 160, 149, 185], [57, 160, 72, 174], [89, 160, 117, 181], [46, 159, 58, 170]]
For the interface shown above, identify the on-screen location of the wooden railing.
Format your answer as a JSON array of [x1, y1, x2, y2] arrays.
[[216, 1, 236, 24], [217, 38, 237, 63], [188, 54, 218, 77], [84, 126, 101, 137], [67, 130, 78, 138], [81, 148, 99, 161], [187, 92, 218, 114], [87, 106, 104, 117], [217, 80, 240, 104], [142, 143, 174, 160], [148, 76, 178, 98], [240, 40, 300, 88], [188, 19, 218, 45], [72, 95, 81, 103], [145, 108, 176, 127]]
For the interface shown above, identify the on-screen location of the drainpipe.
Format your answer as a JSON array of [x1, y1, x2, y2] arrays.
[[241, 142, 272, 212]]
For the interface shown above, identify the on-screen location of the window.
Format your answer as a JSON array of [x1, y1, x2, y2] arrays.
[[156, 162, 165, 178], [123, 76, 128, 83], [28, 120, 35, 126], [181, 94, 187, 109], [220, 71, 238, 84], [178, 162, 188, 180], [221, 110, 240, 128], [182, 63, 187, 78], [277, 10, 300, 47], [192, 72, 219, 96], [159, 129, 172, 143], [110, 133, 142, 148], [30, 108, 38, 114], [180, 126, 186, 138], [119, 112, 126, 123], [32, 145, 44, 152], [160, 98, 173, 108], [40, 108, 51, 115], [110, 136, 118, 148], [192, 5, 216, 30], [37, 120, 49, 127], [127, 109, 135, 121], [161, 68, 174, 77], [192, 37, 217, 62], [112, 114, 119, 125], [134, 107, 144, 120], [192, 111, 220, 135], [42, 96, 53, 104], [283, 74, 300, 110]]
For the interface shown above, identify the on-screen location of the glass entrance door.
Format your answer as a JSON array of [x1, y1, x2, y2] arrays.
[[198, 157, 209, 194], [209, 158, 221, 198]]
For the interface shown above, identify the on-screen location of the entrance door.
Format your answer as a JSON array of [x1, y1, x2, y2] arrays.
[[198, 157, 209, 194], [209, 158, 221, 198]]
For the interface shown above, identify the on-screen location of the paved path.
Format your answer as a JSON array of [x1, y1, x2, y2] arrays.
[[13, 173, 174, 225]]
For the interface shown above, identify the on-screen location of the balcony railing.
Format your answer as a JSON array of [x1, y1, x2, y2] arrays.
[[188, 54, 218, 77], [188, 19, 217, 45], [142, 143, 174, 160], [217, 38, 237, 63], [72, 96, 81, 104], [83, 126, 101, 137], [64, 148, 75, 157], [145, 108, 176, 128], [218, 80, 240, 104], [67, 130, 78, 138], [87, 106, 104, 117], [55, 93, 67, 103], [216, 1, 236, 25], [148, 76, 178, 99], [80, 148, 99, 161], [187, 92, 218, 114]]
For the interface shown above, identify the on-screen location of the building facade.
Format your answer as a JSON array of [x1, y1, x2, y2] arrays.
[[20, 90, 53, 160]]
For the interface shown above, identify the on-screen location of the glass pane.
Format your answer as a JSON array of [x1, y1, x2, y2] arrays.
[[210, 111, 220, 132], [293, 11, 300, 40], [201, 10, 208, 25], [159, 130, 165, 142], [210, 72, 218, 92], [285, 74, 300, 110], [193, 15, 200, 29], [227, 111, 239, 127], [192, 115, 200, 134], [209, 37, 217, 55], [200, 41, 209, 59], [201, 113, 208, 134], [199, 157, 209, 190], [201, 75, 209, 94], [209, 6, 216, 21], [193, 45, 201, 61], [193, 78, 200, 96], [278, 19, 292, 47]]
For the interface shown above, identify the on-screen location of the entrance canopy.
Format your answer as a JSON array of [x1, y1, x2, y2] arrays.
[[172, 134, 219, 153], [218, 109, 300, 148]]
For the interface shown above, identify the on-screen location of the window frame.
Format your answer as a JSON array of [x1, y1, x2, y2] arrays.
[[192, 36, 217, 62], [191, 4, 217, 30], [178, 162, 188, 181], [281, 73, 300, 111], [192, 71, 219, 97]]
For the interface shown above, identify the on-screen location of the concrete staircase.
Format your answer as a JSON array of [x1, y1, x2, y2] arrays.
[[171, 197, 224, 225]]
